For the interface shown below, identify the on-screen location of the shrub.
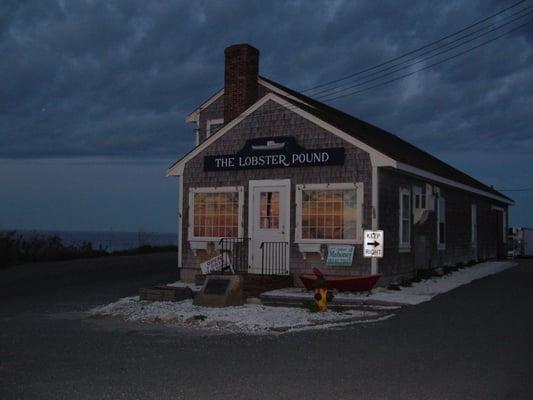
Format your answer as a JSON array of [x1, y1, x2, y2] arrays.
[[0, 231, 177, 268], [415, 268, 440, 280], [0, 231, 107, 268]]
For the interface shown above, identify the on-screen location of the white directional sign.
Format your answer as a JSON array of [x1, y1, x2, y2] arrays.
[[363, 230, 384, 258]]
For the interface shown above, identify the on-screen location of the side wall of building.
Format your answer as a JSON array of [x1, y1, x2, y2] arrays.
[[378, 167, 507, 281]]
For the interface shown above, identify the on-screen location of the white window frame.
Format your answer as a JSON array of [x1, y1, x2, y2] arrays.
[[471, 204, 477, 246], [437, 196, 446, 250], [399, 187, 411, 251], [206, 118, 224, 138], [295, 182, 364, 245], [188, 186, 244, 242]]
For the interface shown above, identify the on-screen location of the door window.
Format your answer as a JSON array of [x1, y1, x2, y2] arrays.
[[259, 191, 280, 229]]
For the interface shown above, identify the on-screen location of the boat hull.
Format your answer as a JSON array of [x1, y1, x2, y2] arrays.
[[299, 273, 382, 292]]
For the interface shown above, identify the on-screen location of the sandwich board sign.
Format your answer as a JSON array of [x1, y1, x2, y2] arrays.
[[363, 230, 384, 258]]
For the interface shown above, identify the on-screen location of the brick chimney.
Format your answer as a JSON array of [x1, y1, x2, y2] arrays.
[[224, 44, 259, 124]]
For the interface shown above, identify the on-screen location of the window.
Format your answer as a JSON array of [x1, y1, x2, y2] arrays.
[[437, 197, 446, 249], [206, 119, 224, 137], [260, 191, 280, 229], [413, 186, 426, 211], [399, 188, 411, 249], [188, 187, 243, 240], [295, 183, 363, 243], [471, 204, 477, 246]]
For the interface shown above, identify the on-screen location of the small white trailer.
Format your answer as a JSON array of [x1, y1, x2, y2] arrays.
[[508, 227, 533, 257], [522, 228, 533, 257]]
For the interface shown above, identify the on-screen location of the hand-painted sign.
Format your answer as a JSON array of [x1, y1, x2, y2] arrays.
[[326, 245, 355, 266], [200, 254, 232, 274], [204, 136, 344, 171], [363, 230, 384, 258]]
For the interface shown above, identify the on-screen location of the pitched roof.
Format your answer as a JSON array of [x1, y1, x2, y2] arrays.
[[259, 76, 512, 202]]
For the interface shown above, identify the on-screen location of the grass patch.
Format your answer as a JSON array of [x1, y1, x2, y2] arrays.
[[0, 230, 178, 269], [112, 245, 177, 256]]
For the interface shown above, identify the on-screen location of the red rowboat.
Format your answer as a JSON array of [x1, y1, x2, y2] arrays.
[[299, 273, 382, 292]]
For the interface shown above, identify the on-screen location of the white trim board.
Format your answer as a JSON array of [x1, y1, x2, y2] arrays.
[[248, 179, 291, 274], [186, 88, 224, 123], [186, 78, 310, 123], [294, 182, 364, 245], [187, 185, 245, 242], [206, 118, 224, 138], [396, 163, 512, 205], [167, 92, 396, 176], [169, 90, 512, 206]]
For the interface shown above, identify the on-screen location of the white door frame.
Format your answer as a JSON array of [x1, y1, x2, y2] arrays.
[[248, 179, 291, 274]]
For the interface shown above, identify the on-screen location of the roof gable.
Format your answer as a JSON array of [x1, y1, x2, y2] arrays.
[[169, 76, 512, 205]]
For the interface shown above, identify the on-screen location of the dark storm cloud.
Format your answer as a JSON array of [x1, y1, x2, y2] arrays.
[[0, 0, 532, 159]]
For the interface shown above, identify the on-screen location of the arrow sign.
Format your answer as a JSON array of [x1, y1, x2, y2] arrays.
[[363, 230, 384, 258]]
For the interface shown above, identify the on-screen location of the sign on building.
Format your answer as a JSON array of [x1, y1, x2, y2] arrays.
[[363, 230, 384, 258], [200, 254, 232, 274], [326, 245, 355, 266], [204, 136, 344, 171]]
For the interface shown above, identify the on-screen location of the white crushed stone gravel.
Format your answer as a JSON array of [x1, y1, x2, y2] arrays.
[[89, 297, 379, 334], [266, 260, 518, 305]]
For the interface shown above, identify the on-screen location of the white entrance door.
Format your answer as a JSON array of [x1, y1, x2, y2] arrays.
[[248, 179, 290, 275]]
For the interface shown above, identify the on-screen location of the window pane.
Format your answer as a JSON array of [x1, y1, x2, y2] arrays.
[[302, 188, 356, 240], [193, 191, 239, 237], [259, 191, 280, 229], [402, 220, 409, 243], [402, 194, 410, 217]]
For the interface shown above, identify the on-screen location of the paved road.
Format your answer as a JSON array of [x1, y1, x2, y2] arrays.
[[1, 255, 532, 399]]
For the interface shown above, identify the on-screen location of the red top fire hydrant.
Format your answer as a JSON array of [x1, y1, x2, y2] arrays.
[[312, 268, 334, 311]]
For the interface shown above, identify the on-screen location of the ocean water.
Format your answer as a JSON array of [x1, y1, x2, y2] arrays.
[[1, 229, 178, 252]]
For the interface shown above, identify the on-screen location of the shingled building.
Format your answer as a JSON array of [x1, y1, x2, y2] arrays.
[[167, 44, 512, 285]]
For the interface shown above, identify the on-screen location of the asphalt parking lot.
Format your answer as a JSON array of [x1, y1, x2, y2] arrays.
[[1, 254, 532, 399]]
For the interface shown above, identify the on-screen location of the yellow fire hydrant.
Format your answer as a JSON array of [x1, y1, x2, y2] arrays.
[[312, 268, 333, 311]]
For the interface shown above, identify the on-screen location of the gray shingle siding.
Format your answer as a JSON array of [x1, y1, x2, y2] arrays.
[[377, 167, 507, 282], [182, 99, 373, 283], [180, 85, 508, 286]]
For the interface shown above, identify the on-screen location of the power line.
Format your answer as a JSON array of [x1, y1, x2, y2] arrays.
[[310, 6, 533, 99], [498, 188, 533, 192], [303, 0, 529, 94], [318, 18, 533, 102], [190, 2, 533, 128]]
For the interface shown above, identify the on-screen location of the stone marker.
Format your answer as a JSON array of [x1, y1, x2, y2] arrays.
[[193, 275, 244, 307]]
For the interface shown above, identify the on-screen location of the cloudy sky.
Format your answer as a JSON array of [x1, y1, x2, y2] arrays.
[[1, 0, 532, 233]]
